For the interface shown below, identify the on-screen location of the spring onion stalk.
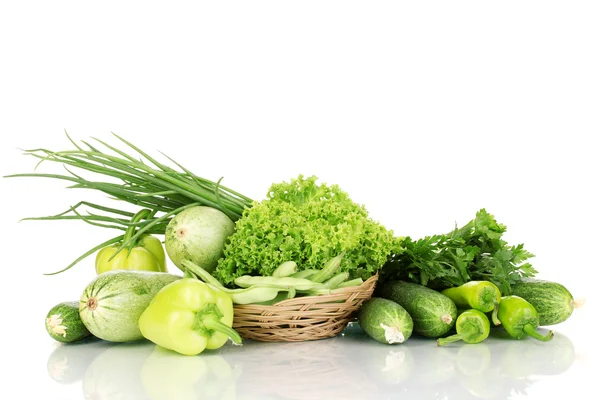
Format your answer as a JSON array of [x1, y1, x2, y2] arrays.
[[5, 132, 254, 274]]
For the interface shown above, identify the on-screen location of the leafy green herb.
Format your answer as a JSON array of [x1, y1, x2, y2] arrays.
[[215, 175, 395, 286], [381, 209, 536, 295]]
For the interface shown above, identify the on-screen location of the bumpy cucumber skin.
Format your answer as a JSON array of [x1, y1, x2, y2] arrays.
[[510, 279, 574, 326], [378, 281, 457, 338], [358, 297, 414, 344], [79, 271, 181, 342], [46, 301, 92, 343]]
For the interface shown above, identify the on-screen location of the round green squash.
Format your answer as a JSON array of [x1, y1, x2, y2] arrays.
[[79, 270, 181, 342]]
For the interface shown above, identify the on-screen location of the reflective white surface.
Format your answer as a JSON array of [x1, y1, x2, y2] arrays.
[[40, 319, 596, 400]]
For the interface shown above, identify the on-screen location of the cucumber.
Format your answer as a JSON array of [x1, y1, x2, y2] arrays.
[[79, 270, 181, 342], [358, 297, 414, 344], [510, 278, 577, 326], [378, 280, 457, 338], [46, 301, 92, 343]]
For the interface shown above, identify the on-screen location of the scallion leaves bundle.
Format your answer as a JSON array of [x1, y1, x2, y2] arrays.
[[5, 133, 253, 274]]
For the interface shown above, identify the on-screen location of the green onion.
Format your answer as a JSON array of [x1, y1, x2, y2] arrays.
[[5, 132, 254, 274]]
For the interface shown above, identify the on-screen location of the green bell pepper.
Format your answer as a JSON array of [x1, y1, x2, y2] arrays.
[[95, 209, 167, 274], [138, 278, 242, 356]]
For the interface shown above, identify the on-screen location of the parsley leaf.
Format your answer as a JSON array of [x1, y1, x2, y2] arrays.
[[381, 209, 536, 294]]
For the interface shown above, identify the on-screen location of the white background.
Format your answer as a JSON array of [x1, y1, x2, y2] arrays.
[[1, 1, 598, 399]]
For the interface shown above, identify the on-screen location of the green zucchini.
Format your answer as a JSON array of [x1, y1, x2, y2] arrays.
[[378, 280, 457, 338], [510, 278, 580, 326], [79, 270, 181, 342], [358, 297, 414, 344], [46, 301, 92, 343]]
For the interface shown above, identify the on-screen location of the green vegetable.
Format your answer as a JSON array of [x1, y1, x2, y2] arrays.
[[358, 297, 414, 344], [165, 205, 235, 273], [291, 269, 318, 279], [437, 309, 490, 346], [138, 278, 242, 356], [79, 270, 181, 342], [307, 253, 344, 283], [338, 278, 363, 288], [510, 278, 581, 326], [46, 301, 92, 343], [234, 275, 326, 291], [497, 295, 553, 341], [441, 281, 502, 325], [95, 209, 167, 274], [215, 175, 395, 285], [272, 261, 298, 277], [324, 272, 350, 289], [96, 234, 166, 274], [6, 134, 252, 274], [253, 291, 292, 305], [182, 259, 287, 304], [378, 280, 457, 338], [382, 209, 537, 295]]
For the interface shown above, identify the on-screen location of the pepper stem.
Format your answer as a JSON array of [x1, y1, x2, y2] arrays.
[[437, 332, 471, 346], [523, 324, 554, 342], [193, 303, 243, 345], [437, 324, 481, 346], [491, 302, 501, 326], [203, 318, 243, 345], [481, 291, 494, 309]]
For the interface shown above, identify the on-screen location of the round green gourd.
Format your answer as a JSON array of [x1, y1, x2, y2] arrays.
[[46, 301, 92, 343], [79, 270, 181, 342], [358, 297, 414, 344]]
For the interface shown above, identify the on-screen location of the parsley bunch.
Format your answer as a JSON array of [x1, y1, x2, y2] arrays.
[[215, 175, 395, 285], [381, 209, 537, 295]]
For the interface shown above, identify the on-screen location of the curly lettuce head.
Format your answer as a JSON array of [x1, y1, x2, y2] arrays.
[[215, 175, 395, 285]]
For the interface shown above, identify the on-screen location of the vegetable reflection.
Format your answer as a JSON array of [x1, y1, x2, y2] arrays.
[[51, 326, 576, 400], [350, 328, 575, 399], [46, 337, 114, 384], [82, 342, 153, 400], [141, 345, 238, 400], [223, 337, 376, 400]]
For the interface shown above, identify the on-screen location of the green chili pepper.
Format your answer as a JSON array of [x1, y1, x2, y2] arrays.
[[95, 209, 166, 274], [497, 295, 554, 342], [441, 281, 502, 325], [138, 278, 242, 356], [437, 309, 490, 346]]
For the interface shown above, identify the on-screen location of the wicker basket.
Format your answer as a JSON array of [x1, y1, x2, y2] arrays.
[[232, 273, 378, 342]]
